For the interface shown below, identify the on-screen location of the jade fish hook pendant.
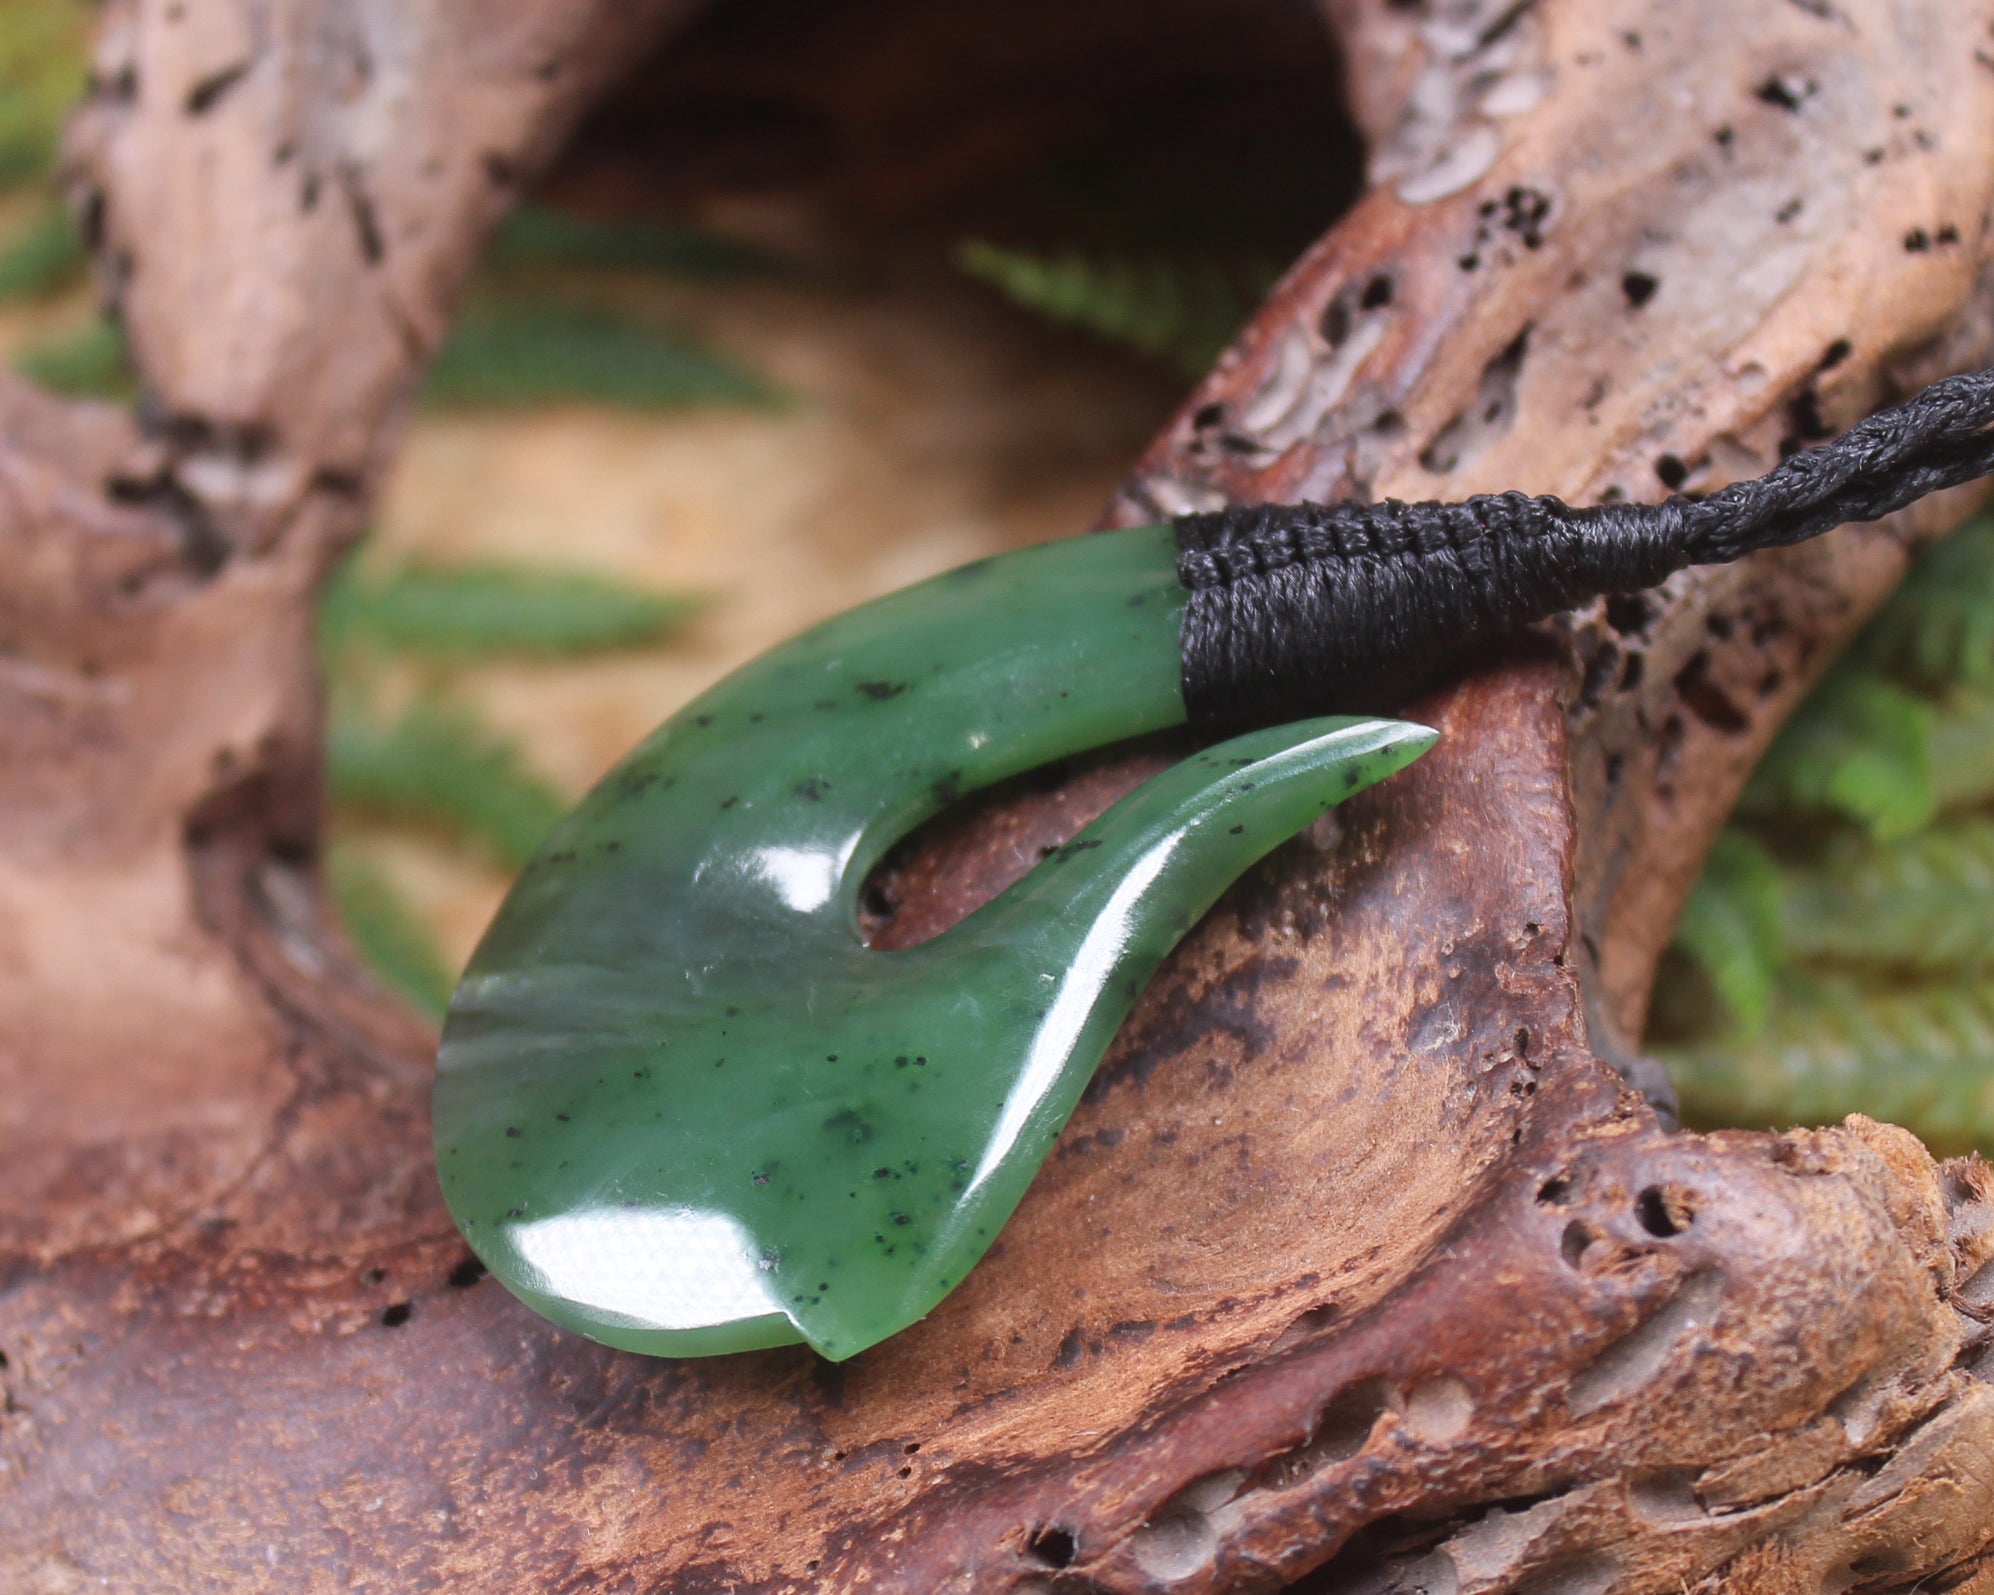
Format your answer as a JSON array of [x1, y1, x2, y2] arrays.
[[434, 523, 1433, 1361]]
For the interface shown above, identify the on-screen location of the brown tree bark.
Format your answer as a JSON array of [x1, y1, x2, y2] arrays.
[[4, 2, 1994, 1592]]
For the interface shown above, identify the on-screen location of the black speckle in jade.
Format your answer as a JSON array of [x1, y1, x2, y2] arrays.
[[433, 522, 1434, 1362]]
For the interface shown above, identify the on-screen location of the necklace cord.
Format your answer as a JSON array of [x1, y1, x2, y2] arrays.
[[1175, 367, 1994, 724]]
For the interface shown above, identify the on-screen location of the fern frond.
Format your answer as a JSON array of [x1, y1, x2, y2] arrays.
[[1737, 661, 1935, 839], [1854, 515, 1994, 689], [1661, 975, 1994, 1156], [1782, 819, 1994, 975], [488, 204, 774, 279], [955, 240, 1270, 378], [321, 559, 697, 662], [329, 699, 566, 869], [12, 319, 131, 399], [0, 203, 82, 303], [1671, 831, 1785, 1029], [426, 302, 780, 411], [327, 847, 456, 1020]]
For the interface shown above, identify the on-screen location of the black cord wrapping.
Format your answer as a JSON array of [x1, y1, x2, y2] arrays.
[[1175, 367, 1994, 725]]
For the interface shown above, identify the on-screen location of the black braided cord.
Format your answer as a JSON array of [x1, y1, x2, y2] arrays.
[[1175, 367, 1994, 724]]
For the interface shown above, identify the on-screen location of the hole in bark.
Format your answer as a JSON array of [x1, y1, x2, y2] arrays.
[[1561, 1219, 1603, 1267], [1621, 271, 1658, 308], [1264, 1380, 1399, 1486], [1605, 593, 1655, 636], [1402, 1376, 1473, 1443], [1628, 1468, 1705, 1523], [1674, 652, 1749, 733], [379, 1301, 413, 1328], [1418, 325, 1530, 474], [1270, 1302, 1339, 1354], [1636, 1184, 1696, 1237], [1539, 1174, 1573, 1205], [1570, 1272, 1725, 1413], [1755, 73, 1816, 109], [1820, 338, 1852, 370], [1129, 1510, 1215, 1581], [184, 61, 249, 116], [1655, 453, 1690, 490], [446, 1255, 488, 1288], [1129, 1472, 1239, 1581], [1321, 293, 1352, 347], [1579, 639, 1620, 709], [1361, 274, 1394, 309], [1026, 1526, 1076, 1567], [1192, 402, 1225, 430]]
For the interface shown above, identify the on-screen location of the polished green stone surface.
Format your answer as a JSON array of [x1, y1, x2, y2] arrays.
[[434, 524, 1434, 1360]]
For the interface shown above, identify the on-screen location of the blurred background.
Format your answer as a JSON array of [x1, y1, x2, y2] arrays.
[[5, 0, 1991, 1155]]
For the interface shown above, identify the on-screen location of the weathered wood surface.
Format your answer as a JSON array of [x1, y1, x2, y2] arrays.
[[4, 1, 1994, 1591]]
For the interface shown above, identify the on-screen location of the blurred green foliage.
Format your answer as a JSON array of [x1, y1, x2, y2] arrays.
[[1656, 515, 1994, 1155], [13, 318, 128, 398], [322, 548, 699, 1016], [0, 0, 86, 185], [955, 240, 1274, 378], [322, 559, 699, 662], [0, 202, 82, 303], [427, 301, 780, 411], [325, 848, 461, 1020], [488, 203, 777, 279]]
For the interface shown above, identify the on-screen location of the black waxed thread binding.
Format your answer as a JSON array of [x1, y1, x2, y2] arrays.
[[1175, 367, 1994, 725]]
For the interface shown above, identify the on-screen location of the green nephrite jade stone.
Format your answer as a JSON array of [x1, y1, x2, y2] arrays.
[[434, 523, 1434, 1360]]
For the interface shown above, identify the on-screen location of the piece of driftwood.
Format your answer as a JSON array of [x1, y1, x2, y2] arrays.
[[4, 1, 1994, 1591]]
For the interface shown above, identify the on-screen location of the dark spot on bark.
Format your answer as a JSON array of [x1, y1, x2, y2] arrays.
[[1674, 651, 1749, 733], [1655, 453, 1690, 490], [1027, 1526, 1078, 1567], [380, 1302, 412, 1328], [1361, 274, 1394, 309], [447, 1256, 487, 1289], [1621, 271, 1659, 308], [184, 60, 249, 115], [1755, 73, 1815, 110]]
